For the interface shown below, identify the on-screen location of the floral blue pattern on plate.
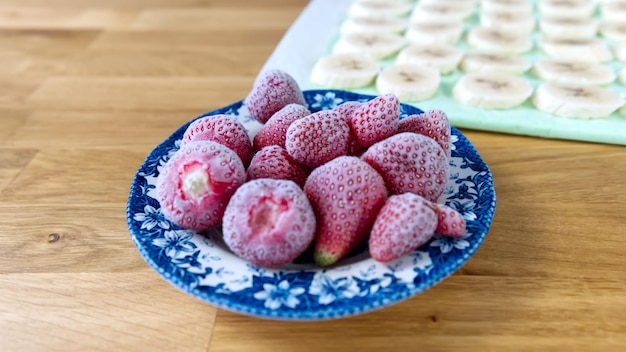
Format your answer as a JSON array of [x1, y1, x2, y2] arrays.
[[126, 90, 496, 320]]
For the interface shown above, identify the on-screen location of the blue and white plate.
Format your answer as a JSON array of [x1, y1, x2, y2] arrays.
[[126, 90, 496, 320]]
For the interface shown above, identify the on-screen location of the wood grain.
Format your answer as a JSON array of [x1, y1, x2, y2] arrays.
[[0, 0, 625, 351]]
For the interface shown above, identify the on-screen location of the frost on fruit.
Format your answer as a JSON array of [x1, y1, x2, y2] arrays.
[[304, 156, 388, 266], [245, 69, 307, 124]]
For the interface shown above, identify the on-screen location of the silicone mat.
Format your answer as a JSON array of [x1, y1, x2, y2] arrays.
[[262, 0, 626, 145]]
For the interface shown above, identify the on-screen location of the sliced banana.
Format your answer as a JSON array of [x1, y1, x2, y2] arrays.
[[410, 3, 475, 23], [600, 21, 626, 41], [395, 44, 464, 74], [540, 18, 598, 40], [348, 0, 413, 20], [601, 1, 626, 22], [538, 0, 596, 20], [537, 37, 613, 62], [333, 32, 406, 59], [453, 72, 533, 109], [532, 82, 624, 118], [460, 52, 532, 74], [375, 64, 441, 101], [480, 9, 535, 35], [615, 41, 626, 62], [405, 21, 465, 45], [532, 60, 616, 85], [466, 27, 534, 54], [310, 53, 379, 89], [340, 16, 408, 35], [481, 0, 534, 15]]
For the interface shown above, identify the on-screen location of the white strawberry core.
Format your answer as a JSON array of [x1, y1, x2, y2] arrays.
[[250, 196, 288, 240], [182, 169, 210, 198]]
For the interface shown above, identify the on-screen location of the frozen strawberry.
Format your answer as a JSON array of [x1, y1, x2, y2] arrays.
[[222, 179, 316, 267], [369, 193, 438, 263], [333, 101, 362, 120], [245, 69, 306, 124], [157, 141, 245, 231], [361, 132, 449, 202], [426, 202, 467, 238], [246, 145, 309, 187], [349, 94, 400, 148], [253, 103, 310, 152], [398, 109, 451, 159], [181, 114, 253, 166], [285, 110, 351, 169], [304, 156, 388, 266]]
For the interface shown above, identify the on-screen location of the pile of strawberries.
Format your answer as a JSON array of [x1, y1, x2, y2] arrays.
[[156, 69, 466, 268]]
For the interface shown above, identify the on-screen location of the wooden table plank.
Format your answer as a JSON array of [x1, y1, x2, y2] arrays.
[[208, 276, 626, 352], [0, 272, 217, 352]]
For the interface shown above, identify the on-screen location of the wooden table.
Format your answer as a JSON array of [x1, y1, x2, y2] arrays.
[[1, 1, 625, 351]]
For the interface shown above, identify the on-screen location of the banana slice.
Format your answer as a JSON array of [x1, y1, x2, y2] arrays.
[[615, 41, 626, 62], [333, 32, 406, 59], [540, 18, 598, 40], [453, 72, 533, 109], [340, 16, 408, 35], [480, 10, 535, 35], [348, 0, 413, 20], [532, 60, 616, 85], [538, 0, 596, 20], [405, 21, 465, 45], [410, 3, 475, 23], [537, 37, 613, 62], [396, 44, 464, 74], [600, 21, 626, 41], [461, 52, 532, 74], [310, 53, 379, 89], [375, 64, 441, 101], [421, 0, 478, 5], [601, 1, 626, 22], [532, 82, 624, 118], [481, 0, 534, 15], [466, 27, 534, 54]]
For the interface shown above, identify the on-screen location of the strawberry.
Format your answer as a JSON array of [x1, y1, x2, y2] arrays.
[[349, 94, 400, 148], [398, 109, 451, 159], [253, 103, 310, 152], [245, 69, 306, 124], [182, 114, 253, 166], [333, 101, 362, 120], [369, 193, 438, 263], [426, 202, 467, 238], [285, 110, 352, 169], [157, 141, 245, 231], [361, 132, 449, 202], [246, 145, 309, 188], [304, 156, 388, 266], [222, 179, 316, 267]]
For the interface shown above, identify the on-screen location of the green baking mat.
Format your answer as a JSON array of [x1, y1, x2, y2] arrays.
[[308, 1, 626, 145]]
